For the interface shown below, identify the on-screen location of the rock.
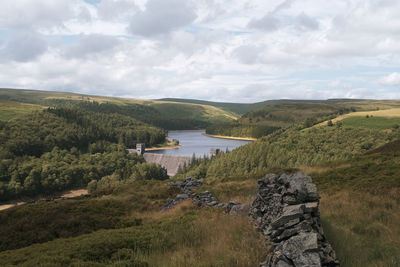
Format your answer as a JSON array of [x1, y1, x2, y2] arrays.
[[225, 201, 240, 213], [176, 194, 189, 199], [161, 178, 206, 211], [286, 173, 319, 202], [206, 201, 218, 206], [279, 233, 320, 266], [305, 202, 319, 213], [276, 260, 292, 267], [271, 204, 305, 228], [229, 204, 251, 216]]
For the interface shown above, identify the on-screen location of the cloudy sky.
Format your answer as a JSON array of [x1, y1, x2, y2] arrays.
[[0, 0, 400, 102]]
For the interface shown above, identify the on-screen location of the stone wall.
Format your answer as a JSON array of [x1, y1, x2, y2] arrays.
[[161, 177, 250, 216], [250, 172, 339, 267]]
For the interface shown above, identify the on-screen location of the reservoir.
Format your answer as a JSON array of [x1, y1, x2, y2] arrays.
[[151, 130, 252, 157]]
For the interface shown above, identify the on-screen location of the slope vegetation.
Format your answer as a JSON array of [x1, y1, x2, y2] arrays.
[[0, 89, 236, 130]]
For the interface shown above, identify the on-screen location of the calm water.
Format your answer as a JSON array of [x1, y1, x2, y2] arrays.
[[151, 131, 251, 157]]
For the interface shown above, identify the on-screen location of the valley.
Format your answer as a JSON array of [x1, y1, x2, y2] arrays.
[[0, 88, 400, 266]]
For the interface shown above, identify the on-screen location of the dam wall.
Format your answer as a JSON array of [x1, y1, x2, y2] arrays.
[[143, 153, 192, 176]]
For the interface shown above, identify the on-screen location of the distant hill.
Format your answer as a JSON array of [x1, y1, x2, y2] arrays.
[[158, 98, 269, 115], [0, 88, 237, 129], [158, 98, 370, 115]]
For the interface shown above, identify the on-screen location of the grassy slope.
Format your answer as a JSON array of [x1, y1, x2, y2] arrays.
[[0, 101, 45, 121], [158, 98, 370, 116], [240, 100, 400, 127], [341, 116, 400, 130], [177, 115, 400, 266], [0, 89, 236, 126], [310, 145, 400, 267], [317, 107, 400, 127], [158, 97, 271, 115], [0, 180, 266, 266]]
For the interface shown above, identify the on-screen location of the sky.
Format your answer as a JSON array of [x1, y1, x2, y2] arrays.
[[0, 0, 400, 103]]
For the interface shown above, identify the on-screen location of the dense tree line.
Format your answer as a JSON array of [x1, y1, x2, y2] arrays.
[[181, 125, 400, 179], [47, 100, 217, 130], [0, 107, 168, 201]]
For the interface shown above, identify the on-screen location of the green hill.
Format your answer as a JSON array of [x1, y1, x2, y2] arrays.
[[0, 89, 237, 130]]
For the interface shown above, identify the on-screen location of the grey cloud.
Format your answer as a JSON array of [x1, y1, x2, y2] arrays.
[[97, 0, 136, 20], [63, 34, 120, 58], [294, 13, 319, 31], [128, 0, 197, 37], [233, 45, 264, 65], [78, 6, 92, 22], [273, 0, 294, 13], [251, 0, 294, 30], [0, 1, 74, 30], [248, 13, 280, 32], [0, 31, 48, 62]]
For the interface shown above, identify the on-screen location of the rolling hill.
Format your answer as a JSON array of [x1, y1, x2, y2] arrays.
[[0, 88, 237, 130]]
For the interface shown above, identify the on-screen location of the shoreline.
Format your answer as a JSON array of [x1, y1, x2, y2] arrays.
[[168, 129, 205, 133], [202, 133, 257, 141], [145, 145, 183, 151]]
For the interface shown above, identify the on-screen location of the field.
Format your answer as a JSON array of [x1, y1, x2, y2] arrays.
[[0, 101, 45, 121], [340, 116, 400, 130], [317, 108, 400, 127]]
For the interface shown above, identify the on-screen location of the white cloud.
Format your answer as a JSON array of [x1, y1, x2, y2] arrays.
[[0, 0, 400, 102], [381, 73, 400, 86]]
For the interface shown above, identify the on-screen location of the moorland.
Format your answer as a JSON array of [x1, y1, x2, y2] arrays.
[[0, 88, 399, 266]]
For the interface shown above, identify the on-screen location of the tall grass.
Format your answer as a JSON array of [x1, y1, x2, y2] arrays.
[[319, 190, 400, 267], [0, 199, 267, 266]]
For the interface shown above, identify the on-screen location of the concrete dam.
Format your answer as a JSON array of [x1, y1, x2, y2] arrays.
[[143, 153, 192, 176], [127, 144, 219, 177]]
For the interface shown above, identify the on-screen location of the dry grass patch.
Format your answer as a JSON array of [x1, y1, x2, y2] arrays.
[[147, 208, 268, 267], [315, 108, 400, 127], [320, 189, 400, 266]]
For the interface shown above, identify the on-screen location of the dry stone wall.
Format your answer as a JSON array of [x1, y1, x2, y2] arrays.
[[161, 177, 250, 216], [161, 173, 338, 266], [250, 172, 339, 267]]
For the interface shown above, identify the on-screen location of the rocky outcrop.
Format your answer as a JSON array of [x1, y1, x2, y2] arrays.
[[250, 172, 339, 267]]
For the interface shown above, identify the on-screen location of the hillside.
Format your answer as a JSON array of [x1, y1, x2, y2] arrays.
[[158, 97, 269, 115], [0, 89, 237, 129], [177, 117, 400, 266], [1, 118, 400, 266], [206, 99, 400, 138], [1, 91, 400, 266]]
